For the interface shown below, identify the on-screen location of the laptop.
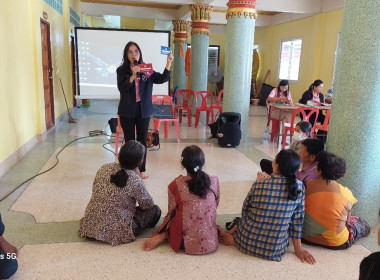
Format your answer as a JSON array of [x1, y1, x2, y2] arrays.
[[152, 104, 174, 119]]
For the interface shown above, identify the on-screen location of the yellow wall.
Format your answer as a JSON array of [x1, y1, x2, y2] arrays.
[[0, 0, 81, 164], [0, 1, 37, 160], [254, 9, 344, 101], [120, 17, 155, 30]]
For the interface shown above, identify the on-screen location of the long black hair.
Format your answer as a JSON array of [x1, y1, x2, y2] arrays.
[[316, 151, 346, 184], [181, 145, 211, 199], [275, 149, 301, 201], [110, 140, 145, 188], [309, 79, 323, 91], [276, 80, 289, 97], [120, 41, 143, 68]]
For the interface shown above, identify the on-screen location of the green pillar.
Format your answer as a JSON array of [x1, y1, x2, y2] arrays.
[[223, 1, 256, 140], [327, 0, 380, 226], [189, 4, 213, 115], [172, 20, 189, 91]]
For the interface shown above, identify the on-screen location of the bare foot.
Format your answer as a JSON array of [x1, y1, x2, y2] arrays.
[[143, 233, 166, 251], [140, 172, 149, 179], [217, 225, 235, 246]]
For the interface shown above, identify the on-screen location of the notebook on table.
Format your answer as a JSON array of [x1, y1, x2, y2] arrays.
[[152, 104, 174, 119]]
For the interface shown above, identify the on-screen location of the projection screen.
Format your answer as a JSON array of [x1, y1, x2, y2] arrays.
[[75, 28, 170, 99]]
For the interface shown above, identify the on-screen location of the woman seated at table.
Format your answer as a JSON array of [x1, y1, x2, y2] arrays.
[[302, 151, 370, 249], [299, 79, 326, 124], [218, 149, 315, 264], [266, 80, 293, 139], [79, 140, 161, 246]]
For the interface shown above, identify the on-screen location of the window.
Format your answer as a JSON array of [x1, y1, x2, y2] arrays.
[[187, 45, 220, 72], [278, 39, 302, 81]]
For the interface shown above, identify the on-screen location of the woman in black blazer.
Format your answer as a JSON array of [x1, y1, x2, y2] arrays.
[[299, 79, 326, 125], [117, 41, 173, 179]]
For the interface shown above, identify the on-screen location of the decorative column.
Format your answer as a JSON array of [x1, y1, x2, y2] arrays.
[[327, 0, 380, 226], [223, 0, 257, 140], [189, 4, 213, 114], [172, 20, 190, 91]]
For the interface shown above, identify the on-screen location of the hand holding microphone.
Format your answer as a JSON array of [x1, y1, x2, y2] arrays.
[[133, 60, 140, 80]]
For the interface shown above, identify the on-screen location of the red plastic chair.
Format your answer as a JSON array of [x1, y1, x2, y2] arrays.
[[210, 89, 223, 114], [115, 116, 124, 155], [314, 108, 331, 137], [194, 91, 214, 128], [174, 89, 194, 127], [281, 107, 319, 148], [152, 95, 180, 143]]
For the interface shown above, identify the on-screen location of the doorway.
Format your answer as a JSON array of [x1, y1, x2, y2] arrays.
[[40, 19, 55, 130]]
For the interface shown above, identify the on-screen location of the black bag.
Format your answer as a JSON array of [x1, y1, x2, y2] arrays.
[[108, 118, 118, 133], [259, 83, 275, 106], [217, 112, 241, 147]]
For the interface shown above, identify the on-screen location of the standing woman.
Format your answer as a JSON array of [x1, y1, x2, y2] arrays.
[[117, 41, 174, 179], [266, 80, 293, 138]]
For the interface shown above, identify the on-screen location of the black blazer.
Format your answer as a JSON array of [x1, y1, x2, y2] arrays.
[[116, 64, 171, 119], [299, 89, 324, 104]]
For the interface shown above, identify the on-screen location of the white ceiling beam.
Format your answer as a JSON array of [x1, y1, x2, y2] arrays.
[[271, 12, 315, 26], [322, 0, 345, 12], [82, 3, 177, 20], [177, 5, 191, 20], [256, 0, 323, 13]]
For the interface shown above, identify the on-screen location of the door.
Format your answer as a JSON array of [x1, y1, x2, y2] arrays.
[[40, 19, 55, 130], [70, 35, 77, 107]]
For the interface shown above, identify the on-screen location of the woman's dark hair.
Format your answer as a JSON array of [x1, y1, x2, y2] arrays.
[[110, 140, 145, 188], [277, 79, 289, 97], [275, 149, 301, 201], [309, 79, 323, 91], [359, 252, 380, 280], [120, 41, 143, 67], [296, 121, 312, 134], [316, 151, 346, 184], [181, 145, 211, 199]]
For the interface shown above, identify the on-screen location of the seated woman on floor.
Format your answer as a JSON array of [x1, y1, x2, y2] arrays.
[[218, 149, 315, 264], [302, 151, 370, 249], [143, 145, 220, 255], [79, 140, 161, 246]]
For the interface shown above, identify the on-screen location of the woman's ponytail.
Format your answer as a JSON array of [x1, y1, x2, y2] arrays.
[[275, 150, 301, 201], [110, 140, 144, 188], [181, 145, 211, 199], [110, 169, 129, 188]]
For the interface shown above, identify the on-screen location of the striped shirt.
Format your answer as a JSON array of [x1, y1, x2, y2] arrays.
[[233, 175, 305, 261]]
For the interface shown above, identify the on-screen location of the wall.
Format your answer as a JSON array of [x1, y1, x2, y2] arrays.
[[0, 1, 38, 162], [0, 0, 81, 174], [254, 9, 344, 101]]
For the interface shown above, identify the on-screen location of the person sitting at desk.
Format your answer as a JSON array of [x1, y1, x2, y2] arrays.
[[266, 80, 293, 139], [299, 79, 326, 125]]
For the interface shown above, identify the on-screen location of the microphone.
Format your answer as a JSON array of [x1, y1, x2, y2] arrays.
[[133, 60, 140, 80]]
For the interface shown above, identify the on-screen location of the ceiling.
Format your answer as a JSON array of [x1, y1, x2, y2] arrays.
[[81, 0, 345, 28]]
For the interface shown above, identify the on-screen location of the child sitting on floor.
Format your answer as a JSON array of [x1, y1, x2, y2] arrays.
[[260, 121, 312, 175]]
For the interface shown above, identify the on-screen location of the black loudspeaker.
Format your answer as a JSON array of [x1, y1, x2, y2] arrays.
[[217, 112, 242, 148]]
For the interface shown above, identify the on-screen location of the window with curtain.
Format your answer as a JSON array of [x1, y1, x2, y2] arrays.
[[278, 39, 302, 81]]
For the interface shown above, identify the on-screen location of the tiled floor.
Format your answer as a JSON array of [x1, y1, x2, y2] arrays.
[[0, 100, 378, 279]]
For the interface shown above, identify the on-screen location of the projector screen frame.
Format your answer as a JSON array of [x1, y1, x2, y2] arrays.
[[74, 27, 171, 100]]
